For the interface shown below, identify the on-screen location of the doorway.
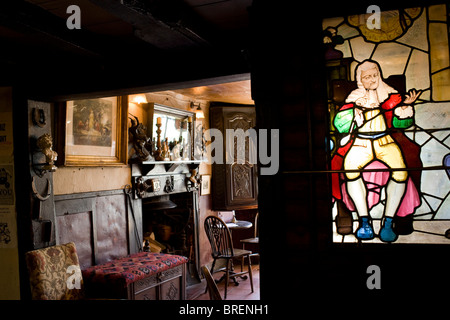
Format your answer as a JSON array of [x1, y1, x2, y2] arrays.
[[128, 73, 260, 300]]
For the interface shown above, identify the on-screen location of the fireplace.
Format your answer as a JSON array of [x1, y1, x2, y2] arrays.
[[131, 161, 202, 286]]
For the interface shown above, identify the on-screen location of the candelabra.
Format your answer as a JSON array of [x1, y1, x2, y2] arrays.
[[154, 122, 164, 161]]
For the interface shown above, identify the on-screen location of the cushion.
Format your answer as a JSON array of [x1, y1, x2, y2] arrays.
[[25, 242, 84, 300], [82, 252, 188, 288]]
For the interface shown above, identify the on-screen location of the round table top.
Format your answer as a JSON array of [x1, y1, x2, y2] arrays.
[[226, 220, 253, 230]]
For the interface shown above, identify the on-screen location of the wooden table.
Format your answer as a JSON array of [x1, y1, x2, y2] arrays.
[[226, 220, 253, 230]]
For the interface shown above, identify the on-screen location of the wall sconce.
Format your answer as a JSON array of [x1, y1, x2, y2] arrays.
[[130, 94, 148, 104], [190, 102, 204, 119]]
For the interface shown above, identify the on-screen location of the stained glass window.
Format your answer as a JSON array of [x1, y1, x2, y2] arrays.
[[324, 4, 450, 244]]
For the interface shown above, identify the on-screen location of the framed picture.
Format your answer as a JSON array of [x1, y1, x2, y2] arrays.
[[200, 175, 211, 195], [57, 96, 128, 166]]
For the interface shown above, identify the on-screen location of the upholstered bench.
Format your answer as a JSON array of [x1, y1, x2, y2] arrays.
[[82, 252, 188, 300]]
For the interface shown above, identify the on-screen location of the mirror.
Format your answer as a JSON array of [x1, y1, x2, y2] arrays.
[[152, 104, 195, 161], [153, 105, 193, 145]]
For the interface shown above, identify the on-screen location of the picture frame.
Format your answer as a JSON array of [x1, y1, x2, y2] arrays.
[[200, 175, 211, 195], [56, 96, 128, 166]]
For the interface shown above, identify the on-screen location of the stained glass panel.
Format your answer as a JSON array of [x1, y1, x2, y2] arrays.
[[324, 4, 450, 244]]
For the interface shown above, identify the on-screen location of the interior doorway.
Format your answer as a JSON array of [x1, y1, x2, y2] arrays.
[[127, 73, 260, 300]]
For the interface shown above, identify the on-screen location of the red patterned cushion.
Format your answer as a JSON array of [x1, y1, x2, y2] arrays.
[[82, 252, 188, 288]]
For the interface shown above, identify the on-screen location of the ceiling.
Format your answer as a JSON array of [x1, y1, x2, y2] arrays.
[[0, 0, 253, 99], [143, 78, 253, 106], [170, 79, 253, 105]]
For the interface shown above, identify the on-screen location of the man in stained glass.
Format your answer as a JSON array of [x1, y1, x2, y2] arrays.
[[333, 60, 421, 242]]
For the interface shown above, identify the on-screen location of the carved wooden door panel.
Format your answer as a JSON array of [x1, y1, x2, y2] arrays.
[[210, 105, 257, 210]]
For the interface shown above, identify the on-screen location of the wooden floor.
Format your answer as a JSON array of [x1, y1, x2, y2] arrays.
[[187, 264, 260, 300]]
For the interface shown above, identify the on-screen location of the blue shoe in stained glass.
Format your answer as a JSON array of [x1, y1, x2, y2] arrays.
[[356, 217, 374, 240], [379, 217, 398, 242]]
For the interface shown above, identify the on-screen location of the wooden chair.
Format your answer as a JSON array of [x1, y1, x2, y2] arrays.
[[26, 242, 125, 300], [240, 212, 259, 271], [25, 242, 85, 300], [204, 215, 254, 299], [201, 266, 222, 300]]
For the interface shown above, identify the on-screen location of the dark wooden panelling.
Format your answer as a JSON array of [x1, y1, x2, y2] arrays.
[[54, 190, 142, 268], [198, 195, 213, 268], [54, 197, 97, 268], [56, 212, 94, 269], [95, 195, 129, 265]]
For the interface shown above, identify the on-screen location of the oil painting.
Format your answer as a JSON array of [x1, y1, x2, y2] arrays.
[[72, 98, 113, 147], [62, 96, 127, 166]]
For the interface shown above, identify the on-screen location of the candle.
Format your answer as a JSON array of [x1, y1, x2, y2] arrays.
[[157, 117, 161, 125], [188, 116, 192, 123]]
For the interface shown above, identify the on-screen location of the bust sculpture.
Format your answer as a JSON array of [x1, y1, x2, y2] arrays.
[[36, 133, 58, 171]]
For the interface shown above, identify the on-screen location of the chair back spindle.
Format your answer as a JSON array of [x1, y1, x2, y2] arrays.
[[204, 216, 234, 258]]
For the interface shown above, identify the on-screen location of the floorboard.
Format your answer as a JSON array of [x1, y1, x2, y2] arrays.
[[187, 264, 260, 300]]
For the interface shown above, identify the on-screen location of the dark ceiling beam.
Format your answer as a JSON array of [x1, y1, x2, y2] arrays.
[[0, 0, 170, 87], [24, 46, 250, 100], [0, 1, 105, 59], [0, 0, 163, 67], [89, 0, 210, 50]]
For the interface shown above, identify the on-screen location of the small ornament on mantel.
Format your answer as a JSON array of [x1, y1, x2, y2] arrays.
[[182, 138, 190, 160], [128, 115, 153, 162], [171, 142, 181, 161], [163, 138, 170, 161]]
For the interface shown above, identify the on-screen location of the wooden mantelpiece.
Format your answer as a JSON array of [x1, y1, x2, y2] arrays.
[[130, 160, 202, 199], [132, 160, 203, 177]]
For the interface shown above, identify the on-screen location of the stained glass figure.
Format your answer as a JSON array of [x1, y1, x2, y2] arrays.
[[324, 4, 450, 244], [331, 60, 421, 242]]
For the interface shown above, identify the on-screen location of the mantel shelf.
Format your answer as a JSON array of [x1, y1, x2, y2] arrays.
[[133, 159, 204, 175], [140, 160, 203, 165]]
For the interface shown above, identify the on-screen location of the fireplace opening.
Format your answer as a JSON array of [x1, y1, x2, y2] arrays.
[[142, 192, 200, 286]]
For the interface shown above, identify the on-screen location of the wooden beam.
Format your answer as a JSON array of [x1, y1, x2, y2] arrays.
[[89, 0, 210, 49], [0, 1, 105, 58]]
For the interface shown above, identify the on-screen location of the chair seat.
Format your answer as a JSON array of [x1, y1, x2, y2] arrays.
[[233, 248, 252, 257], [214, 248, 252, 259], [240, 237, 259, 244]]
